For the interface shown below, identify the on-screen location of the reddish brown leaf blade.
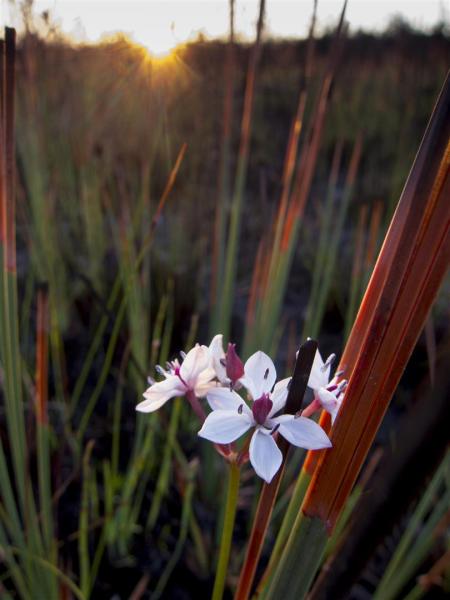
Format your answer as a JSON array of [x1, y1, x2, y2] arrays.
[[302, 72, 450, 531]]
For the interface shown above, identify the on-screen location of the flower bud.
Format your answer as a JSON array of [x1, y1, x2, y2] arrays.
[[225, 343, 245, 386]]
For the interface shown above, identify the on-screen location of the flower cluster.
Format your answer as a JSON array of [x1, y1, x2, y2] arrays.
[[136, 335, 345, 483]]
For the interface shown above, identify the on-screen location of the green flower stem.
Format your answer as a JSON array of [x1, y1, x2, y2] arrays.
[[212, 461, 240, 600]]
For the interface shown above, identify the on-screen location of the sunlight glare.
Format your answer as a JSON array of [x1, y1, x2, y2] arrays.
[[133, 22, 178, 59]]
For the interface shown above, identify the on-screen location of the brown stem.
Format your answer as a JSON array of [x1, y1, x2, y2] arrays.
[[185, 389, 206, 422]]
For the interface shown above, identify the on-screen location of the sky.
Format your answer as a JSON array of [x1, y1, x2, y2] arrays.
[[3, 1, 448, 55]]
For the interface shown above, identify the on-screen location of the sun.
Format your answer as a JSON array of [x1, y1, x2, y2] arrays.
[[133, 23, 178, 59]]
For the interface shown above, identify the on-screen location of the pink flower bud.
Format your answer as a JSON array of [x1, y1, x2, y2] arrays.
[[226, 343, 245, 386]]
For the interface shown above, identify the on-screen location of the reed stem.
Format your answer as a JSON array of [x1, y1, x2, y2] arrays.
[[212, 462, 240, 600]]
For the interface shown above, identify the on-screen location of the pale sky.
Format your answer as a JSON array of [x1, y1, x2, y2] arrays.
[[3, 1, 448, 55]]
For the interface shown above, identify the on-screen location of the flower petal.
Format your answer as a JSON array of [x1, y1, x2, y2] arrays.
[[180, 344, 211, 385], [317, 388, 339, 412], [194, 368, 217, 397], [209, 334, 227, 383], [269, 377, 291, 417], [307, 349, 330, 391], [317, 388, 342, 424], [249, 429, 283, 483], [136, 377, 184, 413], [241, 351, 277, 399], [274, 415, 332, 450], [198, 410, 252, 444], [206, 387, 252, 416]]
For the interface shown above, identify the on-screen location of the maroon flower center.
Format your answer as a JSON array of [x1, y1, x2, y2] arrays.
[[252, 393, 273, 425]]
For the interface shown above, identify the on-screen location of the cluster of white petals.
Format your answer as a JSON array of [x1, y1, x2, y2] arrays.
[[137, 335, 338, 483], [306, 349, 347, 423]]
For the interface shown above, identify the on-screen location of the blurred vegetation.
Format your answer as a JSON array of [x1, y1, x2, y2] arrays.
[[15, 28, 449, 340]]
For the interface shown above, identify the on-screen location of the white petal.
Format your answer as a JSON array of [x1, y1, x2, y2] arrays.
[[269, 377, 290, 417], [330, 405, 340, 425], [194, 368, 217, 397], [249, 429, 283, 483], [206, 387, 252, 416], [180, 344, 211, 385], [317, 388, 339, 412], [274, 415, 332, 450], [209, 334, 228, 383], [136, 377, 184, 412], [198, 410, 252, 444], [307, 349, 330, 391], [241, 351, 277, 399]]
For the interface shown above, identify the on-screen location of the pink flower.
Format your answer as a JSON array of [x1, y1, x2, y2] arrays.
[[136, 344, 216, 413]]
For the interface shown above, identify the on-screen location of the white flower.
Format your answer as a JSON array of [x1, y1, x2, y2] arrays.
[[136, 344, 216, 413], [199, 351, 332, 483], [306, 349, 347, 423]]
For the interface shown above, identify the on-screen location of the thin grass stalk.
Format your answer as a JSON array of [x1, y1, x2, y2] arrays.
[[9, 547, 86, 600], [147, 397, 182, 530], [0, 37, 25, 546], [244, 238, 263, 330], [79, 440, 95, 598], [381, 500, 450, 600], [0, 514, 30, 598], [234, 340, 317, 600], [264, 71, 450, 600], [374, 451, 450, 600], [110, 362, 126, 481], [253, 2, 347, 354], [219, 0, 265, 340], [212, 461, 240, 600], [0, 28, 50, 593], [118, 293, 177, 548], [359, 198, 384, 296], [75, 297, 127, 440], [73, 145, 185, 445], [323, 448, 382, 561], [303, 141, 343, 337], [243, 8, 318, 353], [308, 134, 362, 338], [69, 143, 185, 417], [288, 1, 347, 222], [117, 200, 148, 388], [0, 25, 27, 511], [150, 461, 197, 600], [35, 283, 56, 578], [211, 0, 235, 331], [255, 467, 310, 597], [402, 548, 450, 600], [344, 204, 368, 338], [0, 39, 4, 366]]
